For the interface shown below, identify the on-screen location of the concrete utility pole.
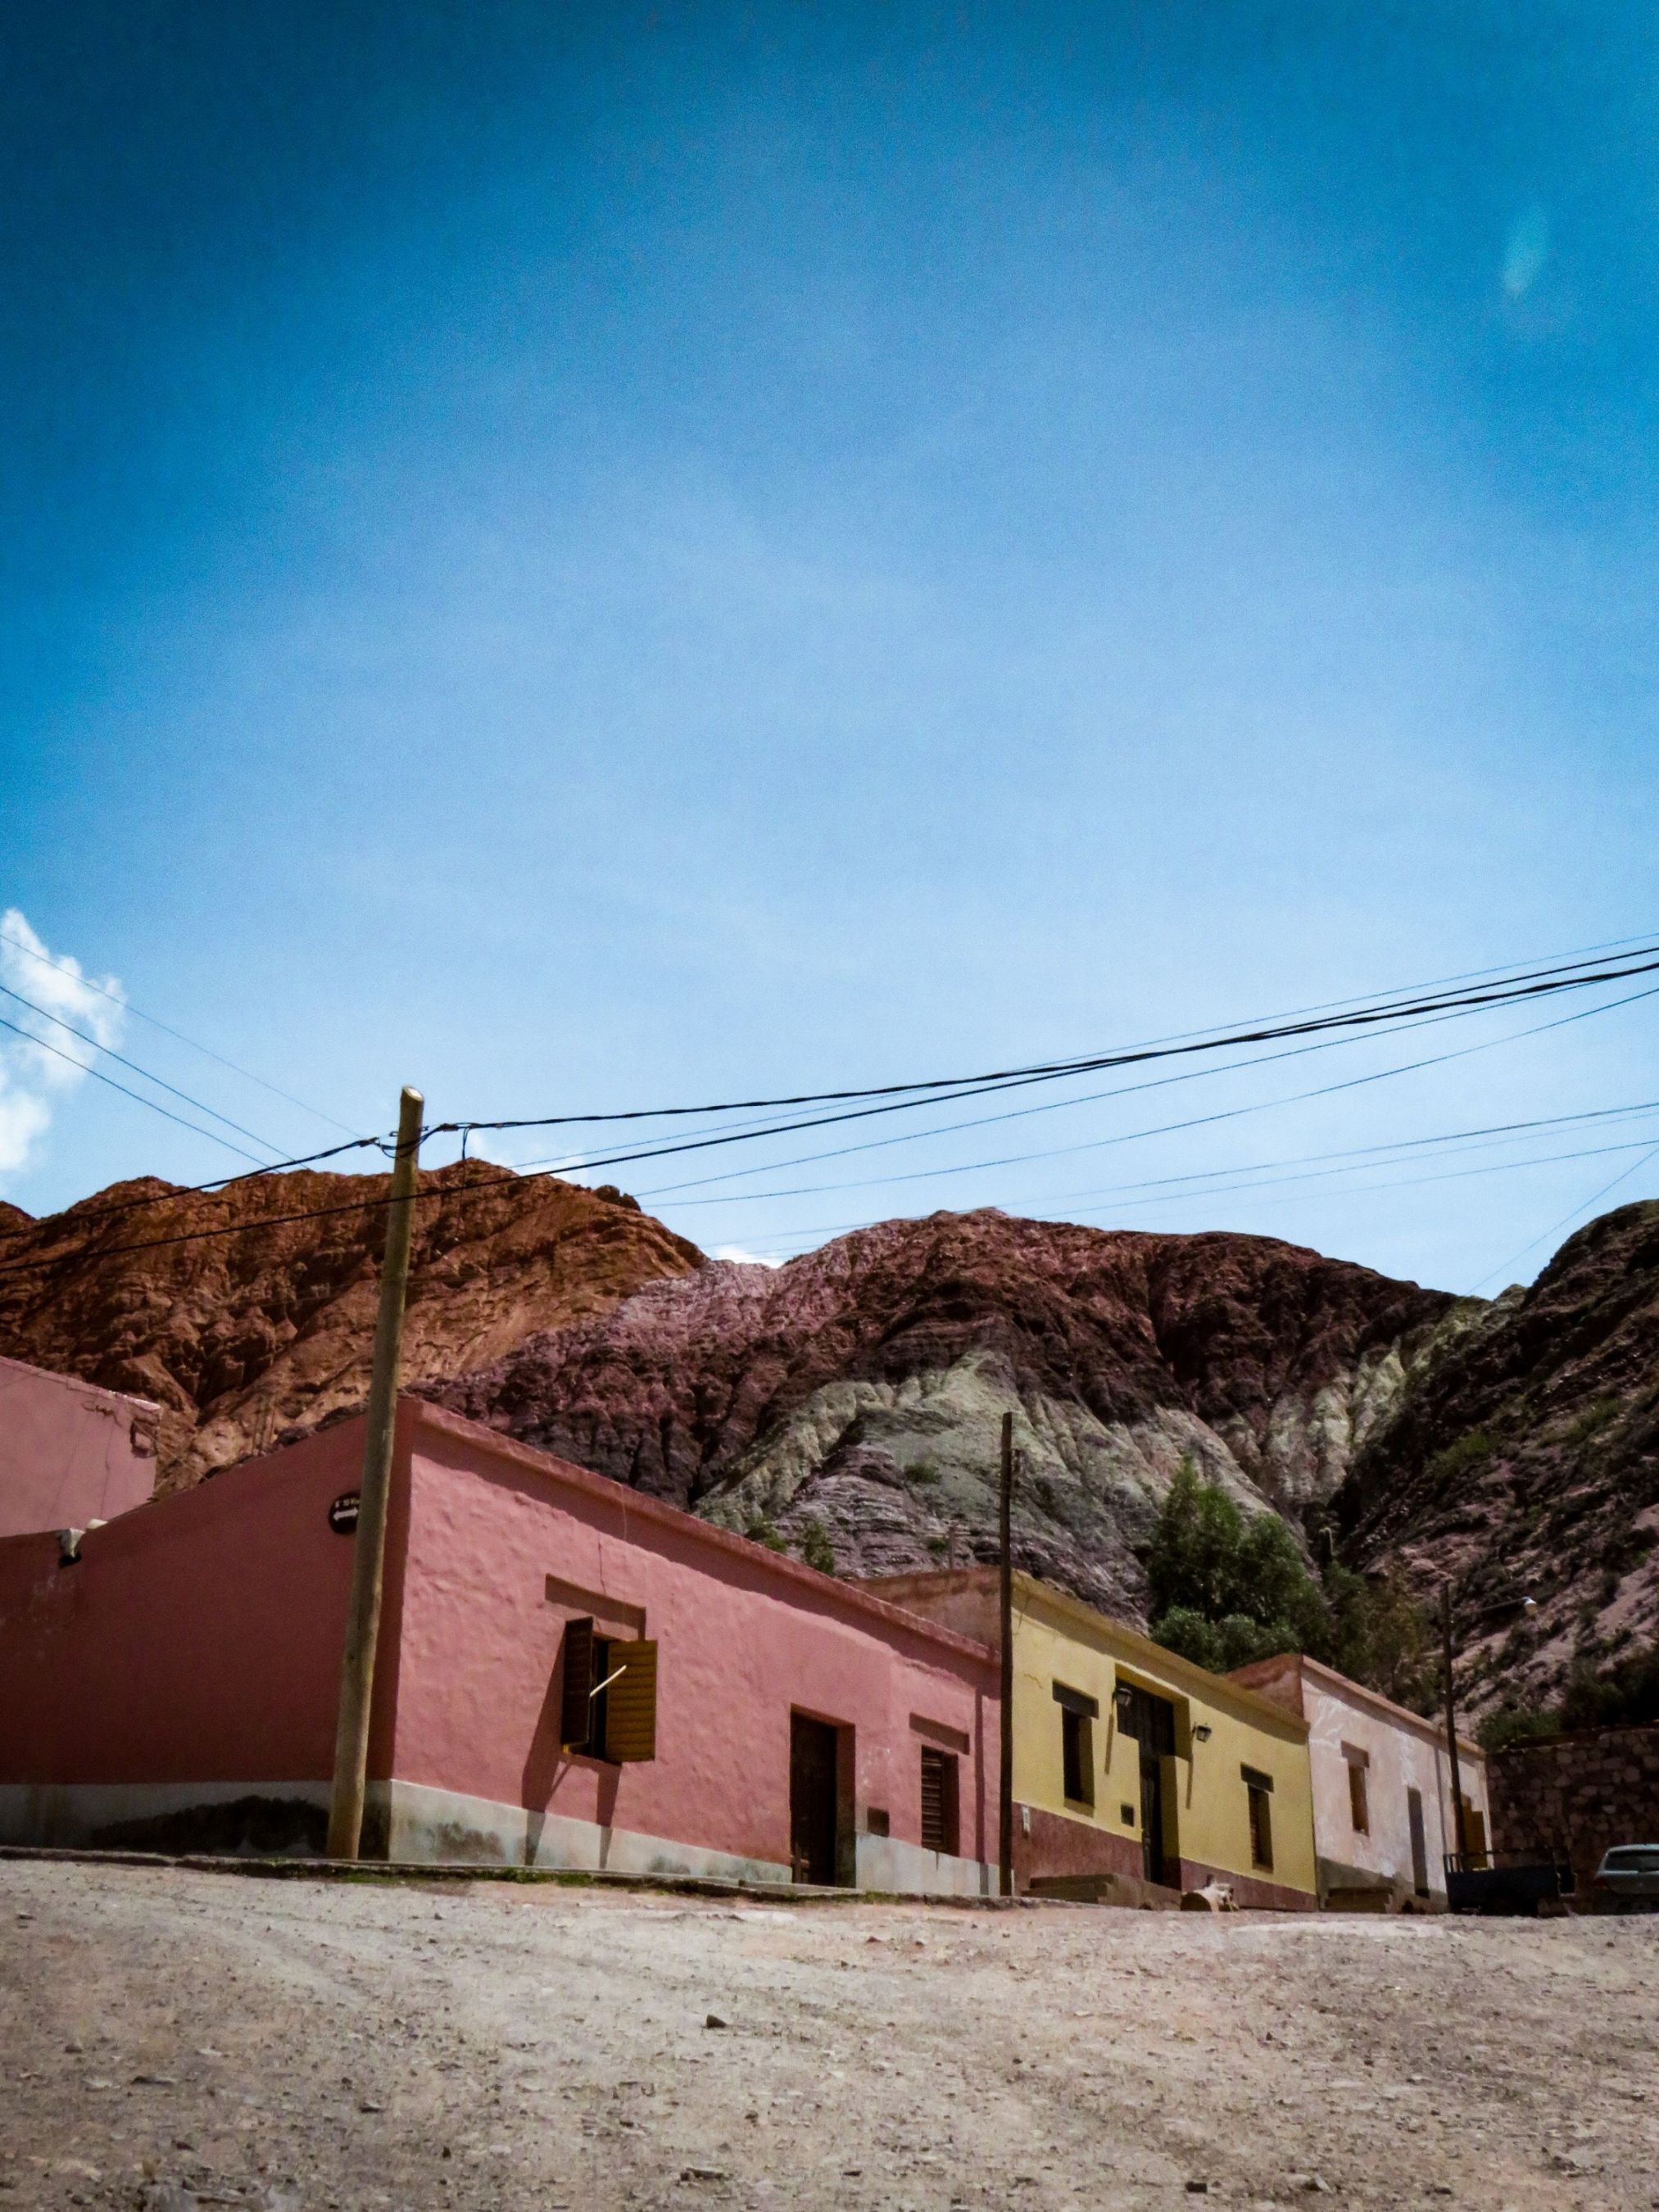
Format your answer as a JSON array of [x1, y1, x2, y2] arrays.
[[1440, 1583, 1471, 1865], [999, 1410, 1015, 1901], [327, 1086, 424, 1861]]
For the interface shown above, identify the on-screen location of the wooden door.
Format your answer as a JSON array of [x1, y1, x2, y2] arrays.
[[790, 1715, 840, 1885], [1121, 1684, 1176, 1885]]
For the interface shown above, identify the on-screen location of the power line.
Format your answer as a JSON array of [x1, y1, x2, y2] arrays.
[[7, 937, 1657, 1283], [0, 981, 286, 1160], [652, 1095, 1659, 1215], [435, 943, 1659, 1137], [630, 981, 1659, 1209], [0, 1131, 398, 1247], [1468, 1144, 1659, 1294], [0, 1157, 555, 1280], [1062, 1136, 1659, 1221], [460, 959, 1659, 1210], [0, 1010, 274, 1169], [0, 920, 360, 1140], [705, 1135, 1659, 1260]]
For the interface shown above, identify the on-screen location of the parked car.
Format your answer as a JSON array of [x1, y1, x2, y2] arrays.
[[1592, 1844, 1659, 1911]]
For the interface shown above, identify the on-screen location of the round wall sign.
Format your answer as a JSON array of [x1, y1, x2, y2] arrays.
[[329, 1491, 360, 1534]]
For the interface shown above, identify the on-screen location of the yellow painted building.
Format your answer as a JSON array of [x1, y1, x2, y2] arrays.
[[868, 1568, 1318, 1908]]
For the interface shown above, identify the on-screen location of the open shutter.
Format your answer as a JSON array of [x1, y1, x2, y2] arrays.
[[559, 1618, 596, 1751], [603, 1639, 658, 1763]]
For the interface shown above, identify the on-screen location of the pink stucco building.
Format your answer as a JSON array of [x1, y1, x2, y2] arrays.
[[1228, 1651, 1489, 1910], [0, 1353, 160, 1542], [0, 1398, 1000, 1894]]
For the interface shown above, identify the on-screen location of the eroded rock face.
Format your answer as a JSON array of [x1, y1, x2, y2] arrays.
[[430, 1209, 1454, 1617], [0, 1164, 702, 1487], [1332, 1199, 1659, 1715]]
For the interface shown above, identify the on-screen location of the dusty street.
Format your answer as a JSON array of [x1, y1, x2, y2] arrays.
[[1, 1862, 1654, 2212]]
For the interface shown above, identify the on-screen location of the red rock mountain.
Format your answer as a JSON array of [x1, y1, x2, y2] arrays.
[[430, 1209, 1454, 1618], [0, 1164, 700, 1488], [1331, 1199, 1659, 1717], [7, 1161, 1654, 1714]]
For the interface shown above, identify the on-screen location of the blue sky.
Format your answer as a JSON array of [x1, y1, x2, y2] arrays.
[[2, 2, 1655, 1293]]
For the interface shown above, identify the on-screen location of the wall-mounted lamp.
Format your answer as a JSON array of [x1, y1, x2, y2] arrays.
[[1191, 1724, 1213, 1743], [1113, 1684, 1135, 1715]]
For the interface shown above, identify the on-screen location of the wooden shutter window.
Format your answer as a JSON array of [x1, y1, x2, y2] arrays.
[[1242, 1766, 1274, 1871], [603, 1639, 659, 1764], [559, 1617, 596, 1752], [920, 1745, 959, 1856]]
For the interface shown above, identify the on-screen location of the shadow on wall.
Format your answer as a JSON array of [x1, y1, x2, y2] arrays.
[[521, 1643, 619, 1866], [88, 1795, 327, 1858]]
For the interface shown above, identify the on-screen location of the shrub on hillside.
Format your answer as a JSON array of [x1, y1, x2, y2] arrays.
[[1478, 1642, 1659, 1751], [1325, 1563, 1438, 1711]]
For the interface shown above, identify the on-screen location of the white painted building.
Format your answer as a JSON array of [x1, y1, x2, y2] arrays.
[[1229, 1651, 1489, 1910]]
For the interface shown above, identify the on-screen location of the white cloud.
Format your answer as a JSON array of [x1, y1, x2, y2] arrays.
[[0, 909, 126, 1181], [713, 1244, 785, 1269]]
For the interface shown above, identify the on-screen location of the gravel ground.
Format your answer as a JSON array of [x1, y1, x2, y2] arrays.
[[2, 1861, 1655, 2212]]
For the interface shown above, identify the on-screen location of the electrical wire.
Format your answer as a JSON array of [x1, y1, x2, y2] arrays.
[[0, 1011, 274, 1169], [0, 1131, 398, 1248], [649, 1096, 1659, 1215], [6, 937, 1656, 1283], [1468, 1142, 1659, 1294], [0, 920, 360, 1139], [436, 943, 1659, 1137], [629, 981, 1659, 1208], [0, 981, 286, 1159], [460, 962, 1659, 1208], [701, 1134, 1659, 1260]]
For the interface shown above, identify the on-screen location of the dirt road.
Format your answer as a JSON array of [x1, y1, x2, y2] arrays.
[[2, 1862, 1654, 2212]]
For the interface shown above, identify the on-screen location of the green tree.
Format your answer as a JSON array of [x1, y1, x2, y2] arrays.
[[1325, 1565, 1438, 1711], [1146, 1457, 1330, 1675], [1146, 1458, 1249, 1619], [1148, 1605, 1226, 1672]]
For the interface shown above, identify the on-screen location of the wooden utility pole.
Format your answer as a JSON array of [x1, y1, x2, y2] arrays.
[[998, 1410, 1015, 1901], [327, 1086, 424, 1861], [1441, 1583, 1470, 1864]]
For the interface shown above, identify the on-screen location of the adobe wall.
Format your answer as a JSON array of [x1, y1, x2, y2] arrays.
[[0, 1354, 161, 1539], [0, 1421, 375, 1852], [389, 1407, 1001, 1892], [1237, 1654, 1489, 1910], [1489, 1723, 1659, 1903]]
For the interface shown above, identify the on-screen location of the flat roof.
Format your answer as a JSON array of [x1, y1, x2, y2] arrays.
[[0, 1351, 161, 1420], [863, 1565, 1308, 1738], [409, 1400, 1000, 1670], [1229, 1649, 1484, 1766]]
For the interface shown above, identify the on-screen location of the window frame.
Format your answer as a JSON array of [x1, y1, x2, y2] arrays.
[[1054, 1681, 1099, 1811], [1343, 1745, 1370, 1836], [920, 1744, 960, 1856], [1241, 1763, 1275, 1873]]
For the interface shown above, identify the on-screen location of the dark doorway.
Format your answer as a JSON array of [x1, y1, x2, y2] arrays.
[[1407, 1786, 1429, 1897], [790, 1714, 841, 1885], [1138, 1747, 1165, 1884], [1117, 1684, 1177, 1886]]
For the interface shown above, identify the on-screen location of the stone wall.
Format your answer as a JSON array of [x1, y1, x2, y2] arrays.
[[1489, 1724, 1659, 1903]]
